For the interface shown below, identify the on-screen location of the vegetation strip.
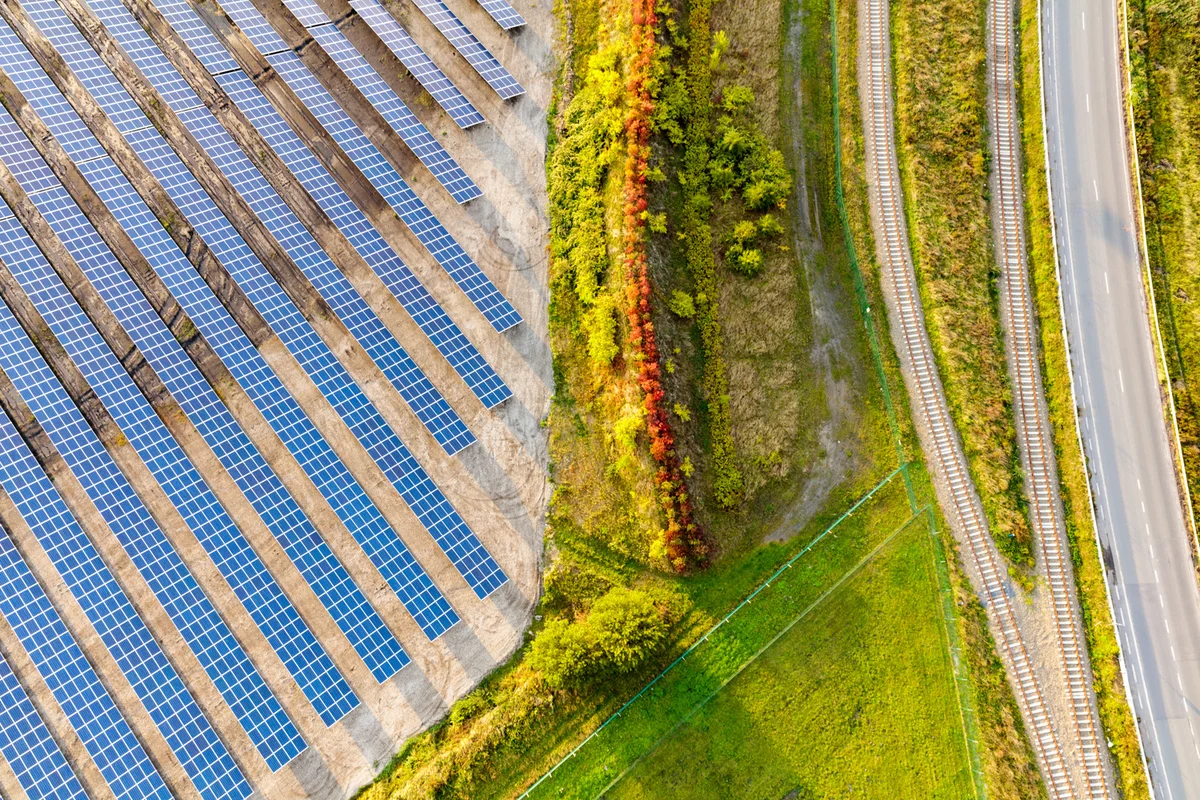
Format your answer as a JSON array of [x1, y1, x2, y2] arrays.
[[680, 0, 742, 508], [595, 505, 934, 796], [623, 0, 705, 569], [1125, 0, 1200, 551], [519, 466, 908, 796]]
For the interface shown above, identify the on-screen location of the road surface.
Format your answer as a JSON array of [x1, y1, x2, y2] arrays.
[[1043, 0, 1200, 796]]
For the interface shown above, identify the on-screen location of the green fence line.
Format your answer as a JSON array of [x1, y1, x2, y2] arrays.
[[827, 1, 984, 796], [518, 464, 907, 798], [595, 504, 932, 796], [827, 0, 913, 509]]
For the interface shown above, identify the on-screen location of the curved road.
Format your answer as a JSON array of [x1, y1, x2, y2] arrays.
[[1043, 0, 1200, 796]]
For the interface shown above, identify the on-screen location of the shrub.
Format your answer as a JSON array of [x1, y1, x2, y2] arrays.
[[587, 588, 671, 671], [732, 247, 764, 276], [731, 218, 758, 244], [583, 293, 620, 365], [668, 289, 697, 318], [528, 587, 674, 689], [758, 212, 784, 236], [722, 84, 755, 113], [528, 618, 592, 688]]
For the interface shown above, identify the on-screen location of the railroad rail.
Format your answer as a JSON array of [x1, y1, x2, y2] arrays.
[[987, 0, 1111, 794], [859, 0, 1077, 796]]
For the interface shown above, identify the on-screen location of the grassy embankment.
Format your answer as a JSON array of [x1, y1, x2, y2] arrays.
[[1018, 0, 1148, 795], [1128, 0, 1200, 528], [607, 513, 971, 799], [347, 0, 1045, 793], [892, 0, 1034, 573]]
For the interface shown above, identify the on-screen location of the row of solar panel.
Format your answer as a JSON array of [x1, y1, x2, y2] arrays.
[[200, 0, 526, 334], [0, 0, 522, 796], [59, 0, 509, 571]]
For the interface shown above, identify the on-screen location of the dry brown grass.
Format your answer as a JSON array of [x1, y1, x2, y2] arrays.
[[891, 0, 1034, 570]]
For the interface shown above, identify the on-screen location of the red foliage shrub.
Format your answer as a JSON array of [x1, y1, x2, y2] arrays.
[[622, 0, 708, 572]]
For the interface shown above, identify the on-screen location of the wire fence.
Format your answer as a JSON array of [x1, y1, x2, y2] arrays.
[[520, 467, 911, 798], [518, 0, 988, 795]]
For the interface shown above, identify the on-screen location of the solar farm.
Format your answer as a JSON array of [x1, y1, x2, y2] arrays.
[[0, 0, 551, 795]]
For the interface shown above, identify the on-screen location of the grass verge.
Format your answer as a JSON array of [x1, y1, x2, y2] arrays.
[[1127, 0, 1200, 534], [891, 0, 1035, 572], [605, 510, 972, 799], [1018, 0, 1149, 795], [522, 471, 956, 798]]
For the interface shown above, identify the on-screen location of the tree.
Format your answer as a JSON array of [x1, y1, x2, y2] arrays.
[[529, 587, 672, 688]]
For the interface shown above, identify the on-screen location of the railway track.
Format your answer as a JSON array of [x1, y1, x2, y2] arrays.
[[859, 0, 1077, 796], [987, 0, 1111, 795]]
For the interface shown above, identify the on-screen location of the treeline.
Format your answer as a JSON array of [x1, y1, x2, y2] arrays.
[[1130, 0, 1200, 528]]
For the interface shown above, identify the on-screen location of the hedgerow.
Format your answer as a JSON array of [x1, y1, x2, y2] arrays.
[[623, 0, 707, 569]]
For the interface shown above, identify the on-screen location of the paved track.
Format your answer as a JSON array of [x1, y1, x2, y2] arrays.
[[1042, 0, 1200, 796]]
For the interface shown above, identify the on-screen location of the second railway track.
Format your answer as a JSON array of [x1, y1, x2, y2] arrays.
[[858, 0, 1094, 795], [987, 0, 1111, 794]]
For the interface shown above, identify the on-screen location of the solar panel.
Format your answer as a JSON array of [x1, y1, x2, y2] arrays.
[[403, 0, 524, 98], [0, 527, 176, 800], [475, 0, 526, 30], [0, 647, 90, 800], [253, 52, 521, 333], [132, 4, 479, 451], [0, 22, 412, 681], [232, 0, 482, 203], [176, 101, 507, 595], [0, 267, 305, 772], [207, 62, 510, 407], [273, 0, 332, 26], [83, 158, 415, 677], [0, 368, 244, 799], [0, 169, 360, 733], [0, 196, 361, 727], [43, 0, 497, 614], [146, 1, 507, 430], [214, 0, 293, 55], [348, 0, 485, 127]]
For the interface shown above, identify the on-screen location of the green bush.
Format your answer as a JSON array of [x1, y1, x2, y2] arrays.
[[732, 247, 765, 276], [583, 293, 620, 365], [528, 587, 674, 689], [668, 289, 697, 318]]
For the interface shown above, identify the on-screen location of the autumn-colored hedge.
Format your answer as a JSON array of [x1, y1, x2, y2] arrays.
[[624, 0, 707, 570]]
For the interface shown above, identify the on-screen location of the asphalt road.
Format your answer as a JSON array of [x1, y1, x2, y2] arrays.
[[1042, 0, 1200, 796]]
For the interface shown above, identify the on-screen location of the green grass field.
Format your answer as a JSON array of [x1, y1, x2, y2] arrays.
[[522, 470, 975, 799], [605, 513, 974, 799]]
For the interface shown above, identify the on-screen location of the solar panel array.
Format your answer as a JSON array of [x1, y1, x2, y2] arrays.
[[172, 0, 522, 334], [0, 48, 414, 680], [224, 0, 482, 202], [476, 0, 526, 30], [0, 0, 530, 794], [0, 641, 90, 800], [34, 0, 483, 618], [405, 0, 523, 98], [348, 0, 485, 127]]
